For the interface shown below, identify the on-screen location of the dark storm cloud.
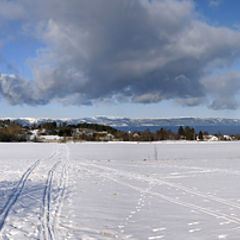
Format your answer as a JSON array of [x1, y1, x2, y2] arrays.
[[0, 0, 240, 109]]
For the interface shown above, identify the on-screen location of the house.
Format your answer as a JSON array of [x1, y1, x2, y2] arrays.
[[204, 135, 219, 141], [132, 132, 140, 139], [223, 135, 232, 141]]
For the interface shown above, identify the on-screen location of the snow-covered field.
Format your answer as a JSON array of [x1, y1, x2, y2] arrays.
[[1, 142, 240, 239]]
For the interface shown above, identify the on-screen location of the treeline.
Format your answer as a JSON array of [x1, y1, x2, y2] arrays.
[[120, 126, 233, 141], [114, 126, 199, 141], [36, 122, 118, 136], [35, 122, 201, 141], [0, 119, 237, 142]]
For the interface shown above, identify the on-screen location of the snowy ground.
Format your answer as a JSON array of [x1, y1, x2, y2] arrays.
[[1, 142, 240, 239]]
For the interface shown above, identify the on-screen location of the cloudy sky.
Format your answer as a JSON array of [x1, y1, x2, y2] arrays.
[[0, 0, 240, 118]]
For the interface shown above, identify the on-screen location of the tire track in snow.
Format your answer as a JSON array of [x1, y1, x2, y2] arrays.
[[0, 159, 40, 231]]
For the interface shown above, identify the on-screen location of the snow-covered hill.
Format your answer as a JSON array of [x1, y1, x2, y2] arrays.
[[2, 116, 240, 127]]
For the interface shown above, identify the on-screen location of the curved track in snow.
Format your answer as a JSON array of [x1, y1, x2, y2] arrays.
[[0, 159, 40, 231]]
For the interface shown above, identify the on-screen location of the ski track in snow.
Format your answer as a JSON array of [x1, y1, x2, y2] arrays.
[[0, 144, 70, 240], [93, 162, 240, 211], [78, 162, 240, 224], [1, 142, 240, 239], [40, 145, 69, 240], [41, 161, 61, 240], [74, 156, 240, 239], [0, 159, 40, 231]]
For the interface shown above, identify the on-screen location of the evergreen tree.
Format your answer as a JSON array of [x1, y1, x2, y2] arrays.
[[198, 131, 203, 141], [185, 126, 195, 140], [178, 126, 185, 138]]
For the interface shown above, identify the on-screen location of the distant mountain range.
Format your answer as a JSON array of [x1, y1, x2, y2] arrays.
[[3, 116, 240, 134], [3, 116, 240, 127]]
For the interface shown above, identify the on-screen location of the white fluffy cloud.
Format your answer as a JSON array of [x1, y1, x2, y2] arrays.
[[202, 71, 240, 110], [0, 0, 240, 109]]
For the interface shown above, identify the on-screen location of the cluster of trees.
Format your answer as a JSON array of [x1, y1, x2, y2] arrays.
[[76, 123, 117, 134], [114, 128, 176, 141], [0, 123, 27, 142], [178, 126, 198, 140]]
